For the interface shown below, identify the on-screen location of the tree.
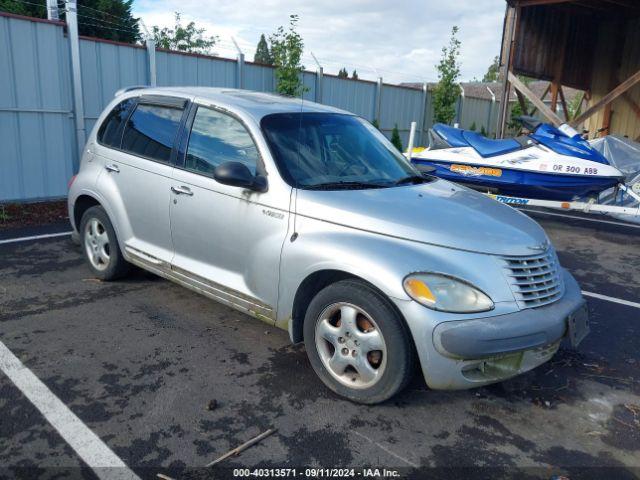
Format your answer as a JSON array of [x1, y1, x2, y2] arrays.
[[391, 124, 403, 152], [0, 0, 140, 43], [270, 15, 307, 97], [254, 34, 273, 65], [371, 119, 380, 130], [152, 12, 217, 54], [482, 55, 500, 83], [351, 70, 358, 80], [337, 67, 349, 78], [433, 26, 462, 125]]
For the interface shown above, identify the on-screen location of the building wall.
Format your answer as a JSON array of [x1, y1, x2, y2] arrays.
[[585, 17, 640, 141]]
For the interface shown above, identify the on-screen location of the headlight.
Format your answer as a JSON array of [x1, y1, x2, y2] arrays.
[[403, 273, 494, 313]]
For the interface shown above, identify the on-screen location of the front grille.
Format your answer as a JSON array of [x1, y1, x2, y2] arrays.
[[501, 249, 564, 309]]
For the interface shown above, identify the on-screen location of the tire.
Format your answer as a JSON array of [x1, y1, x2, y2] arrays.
[[303, 279, 415, 404], [79, 205, 130, 281]]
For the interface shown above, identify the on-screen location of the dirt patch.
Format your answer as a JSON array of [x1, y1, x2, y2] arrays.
[[0, 200, 68, 230]]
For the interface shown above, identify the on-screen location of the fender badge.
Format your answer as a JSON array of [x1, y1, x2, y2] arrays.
[[262, 209, 284, 220]]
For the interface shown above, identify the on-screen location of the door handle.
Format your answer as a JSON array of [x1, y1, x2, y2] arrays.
[[105, 164, 120, 173], [171, 185, 194, 196]]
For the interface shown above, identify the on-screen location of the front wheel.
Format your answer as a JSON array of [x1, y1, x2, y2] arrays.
[[303, 279, 415, 404], [80, 206, 130, 281]]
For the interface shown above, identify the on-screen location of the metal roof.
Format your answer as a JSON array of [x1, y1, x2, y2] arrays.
[[118, 87, 351, 121]]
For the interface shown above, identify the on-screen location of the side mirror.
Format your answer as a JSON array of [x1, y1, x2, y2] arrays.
[[213, 162, 267, 192]]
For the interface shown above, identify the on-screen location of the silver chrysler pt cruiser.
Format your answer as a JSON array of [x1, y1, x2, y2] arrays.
[[68, 87, 589, 404]]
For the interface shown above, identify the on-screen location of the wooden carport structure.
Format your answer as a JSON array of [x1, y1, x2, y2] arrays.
[[497, 0, 640, 140]]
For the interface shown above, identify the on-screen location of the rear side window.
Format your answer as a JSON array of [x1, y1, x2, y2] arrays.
[[97, 98, 134, 148], [185, 106, 259, 177], [121, 103, 183, 163]]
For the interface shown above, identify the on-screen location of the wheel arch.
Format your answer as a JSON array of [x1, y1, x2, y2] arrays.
[[289, 269, 411, 346], [73, 194, 101, 231]]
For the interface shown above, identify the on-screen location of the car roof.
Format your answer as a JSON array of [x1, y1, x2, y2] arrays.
[[119, 87, 352, 121]]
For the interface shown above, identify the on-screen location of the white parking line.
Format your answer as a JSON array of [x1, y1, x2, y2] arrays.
[[0, 231, 72, 245], [0, 340, 140, 480], [582, 291, 640, 309], [523, 209, 640, 229]]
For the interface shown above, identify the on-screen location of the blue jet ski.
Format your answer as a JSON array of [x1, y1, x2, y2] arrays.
[[409, 118, 624, 201]]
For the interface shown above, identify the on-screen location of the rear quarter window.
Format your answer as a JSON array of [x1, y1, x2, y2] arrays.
[[97, 98, 134, 148]]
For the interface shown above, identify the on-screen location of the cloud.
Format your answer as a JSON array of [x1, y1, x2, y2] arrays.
[[134, 0, 506, 84]]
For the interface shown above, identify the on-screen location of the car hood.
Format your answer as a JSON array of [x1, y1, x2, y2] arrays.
[[296, 179, 549, 256]]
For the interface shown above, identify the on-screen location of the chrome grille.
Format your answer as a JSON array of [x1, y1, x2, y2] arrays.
[[501, 249, 564, 309]]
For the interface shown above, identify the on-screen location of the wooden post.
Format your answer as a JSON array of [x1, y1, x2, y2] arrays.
[[571, 68, 640, 126], [508, 72, 564, 126], [529, 83, 551, 116], [497, 5, 517, 138], [558, 87, 569, 121]]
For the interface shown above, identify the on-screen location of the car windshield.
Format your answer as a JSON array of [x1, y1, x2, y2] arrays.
[[261, 112, 420, 189]]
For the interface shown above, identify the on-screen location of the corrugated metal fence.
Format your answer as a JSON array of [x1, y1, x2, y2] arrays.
[[0, 13, 499, 202]]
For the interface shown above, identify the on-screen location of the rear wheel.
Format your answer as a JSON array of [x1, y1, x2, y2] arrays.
[[80, 206, 130, 280], [303, 279, 415, 404]]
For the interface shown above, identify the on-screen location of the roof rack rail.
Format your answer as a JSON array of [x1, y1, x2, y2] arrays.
[[114, 85, 149, 97]]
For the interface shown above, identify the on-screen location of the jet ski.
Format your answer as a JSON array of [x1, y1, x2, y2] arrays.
[[409, 117, 624, 201]]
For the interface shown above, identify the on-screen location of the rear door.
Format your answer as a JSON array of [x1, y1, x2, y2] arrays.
[[95, 95, 189, 266]]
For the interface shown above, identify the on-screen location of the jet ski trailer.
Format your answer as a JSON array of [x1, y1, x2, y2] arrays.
[[404, 121, 640, 219]]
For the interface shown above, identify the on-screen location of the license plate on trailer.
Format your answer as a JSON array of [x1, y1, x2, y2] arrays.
[[567, 302, 590, 348]]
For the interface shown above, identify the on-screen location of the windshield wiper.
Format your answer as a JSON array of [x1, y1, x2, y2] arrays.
[[394, 174, 431, 185], [304, 181, 389, 190]]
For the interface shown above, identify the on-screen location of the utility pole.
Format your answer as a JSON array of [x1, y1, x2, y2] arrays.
[[65, 0, 86, 165]]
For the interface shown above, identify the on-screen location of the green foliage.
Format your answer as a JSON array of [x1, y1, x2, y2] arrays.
[[0, 205, 9, 223], [482, 55, 500, 83], [337, 67, 349, 78], [351, 69, 358, 80], [480, 125, 488, 137], [270, 15, 307, 97], [391, 124, 403, 152], [470, 121, 477, 131], [152, 12, 217, 54], [371, 119, 380, 130], [567, 92, 584, 120], [0, 0, 140, 43], [0, 0, 46, 17], [254, 34, 273, 65], [433, 26, 462, 125]]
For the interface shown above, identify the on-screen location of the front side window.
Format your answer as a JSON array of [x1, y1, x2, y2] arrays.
[[121, 103, 183, 163], [185, 106, 259, 177], [97, 98, 134, 148], [261, 113, 417, 189]]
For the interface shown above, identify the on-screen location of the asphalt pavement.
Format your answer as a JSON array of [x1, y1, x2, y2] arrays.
[[0, 213, 639, 479]]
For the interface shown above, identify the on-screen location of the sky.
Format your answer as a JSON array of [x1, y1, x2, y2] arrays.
[[133, 0, 507, 85]]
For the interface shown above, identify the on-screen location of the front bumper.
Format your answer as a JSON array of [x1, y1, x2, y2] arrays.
[[394, 268, 587, 390]]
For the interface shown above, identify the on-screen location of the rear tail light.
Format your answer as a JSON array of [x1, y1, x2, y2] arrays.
[[68, 175, 77, 190]]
